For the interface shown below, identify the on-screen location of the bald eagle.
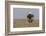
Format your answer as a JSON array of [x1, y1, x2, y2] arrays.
[[27, 14, 34, 23]]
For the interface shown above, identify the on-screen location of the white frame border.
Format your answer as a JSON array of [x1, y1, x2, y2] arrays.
[[10, 5, 42, 32]]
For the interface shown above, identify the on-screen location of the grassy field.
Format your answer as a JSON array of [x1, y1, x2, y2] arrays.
[[13, 19, 39, 28]]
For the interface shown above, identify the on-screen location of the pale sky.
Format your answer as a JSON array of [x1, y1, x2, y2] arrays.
[[13, 8, 39, 19]]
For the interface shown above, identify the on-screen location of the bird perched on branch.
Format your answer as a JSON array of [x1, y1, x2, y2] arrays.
[[27, 12, 34, 23]]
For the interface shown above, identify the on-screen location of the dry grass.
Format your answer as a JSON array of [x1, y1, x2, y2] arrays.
[[13, 19, 39, 28]]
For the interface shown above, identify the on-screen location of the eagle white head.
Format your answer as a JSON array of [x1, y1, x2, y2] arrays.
[[28, 12, 32, 14]]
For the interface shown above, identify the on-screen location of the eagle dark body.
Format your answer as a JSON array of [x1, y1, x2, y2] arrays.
[[27, 14, 34, 23], [27, 14, 34, 19]]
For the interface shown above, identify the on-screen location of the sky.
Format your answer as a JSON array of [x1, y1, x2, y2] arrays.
[[13, 8, 39, 19]]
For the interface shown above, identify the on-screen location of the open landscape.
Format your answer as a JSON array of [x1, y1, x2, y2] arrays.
[[13, 8, 39, 28], [13, 19, 39, 28]]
